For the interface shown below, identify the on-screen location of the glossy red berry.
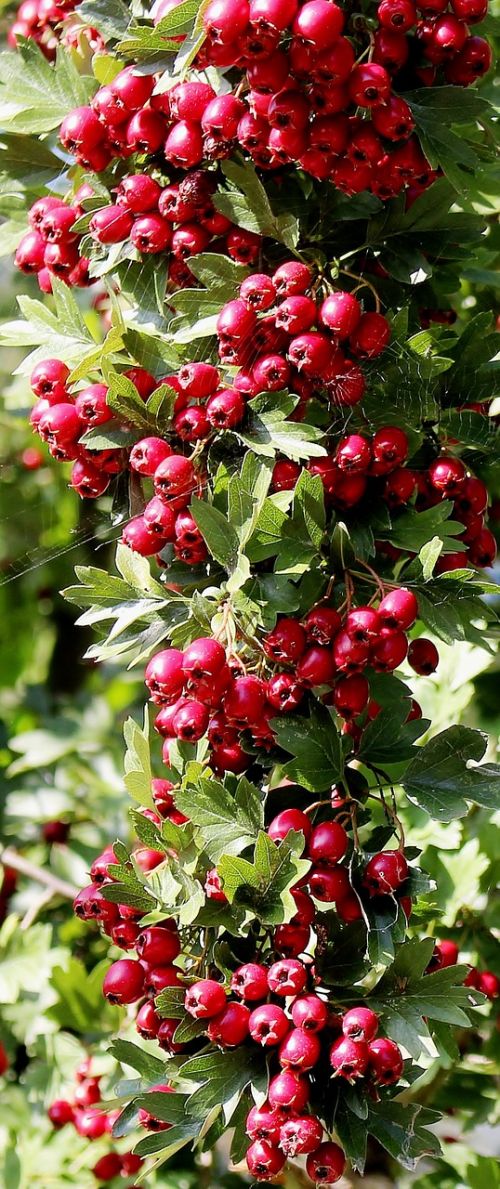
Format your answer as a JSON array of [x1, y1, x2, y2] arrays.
[[330, 1035, 369, 1079], [291, 994, 328, 1032], [279, 1027, 321, 1070], [363, 850, 409, 896], [249, 1003, 290, 1046], [231, 962, 269, 1001], [136, 925, 180, 965], [297, 645, 336, 687], [185, 979, 227, 1019], [48, 1099, 75, 1128], [308, 864, 350, 902], [367, 1037, 404, 1084], [280, 1114, 323, 1157], [408, 637, 439, 675], [268, 809, 311, 843], [306, 1142, 346, 1183], [308, 821, 348, 864], [333, 673, 370, 719], [342, 1006, 379, 1042], [320, 291, 361, 338], [428, 455, 466, 494], [379, 587, 418, 632], [268, 958, 307, 996], [350, 311, 391, 357], [268, 1070, 310, 1113], [207, 1002, 250, 1047], [103, 959, 145, 1004], [246, 1139, 286, 1180]]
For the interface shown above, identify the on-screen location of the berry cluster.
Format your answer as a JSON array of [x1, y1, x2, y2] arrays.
[[429, 939, 500, 999], [142, 588, 429, 775], [216, 263, 390, 405], [48, 1057, 142, 1182], [8, 0, 103, 59], [15, 192, 90, 293], [87, 168, 261, 276]]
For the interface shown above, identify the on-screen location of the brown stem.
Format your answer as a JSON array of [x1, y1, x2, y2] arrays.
[[1, 847, 78, 900]]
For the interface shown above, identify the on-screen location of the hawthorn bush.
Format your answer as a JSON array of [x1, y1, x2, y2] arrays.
[[0, 0, 499, 1184]]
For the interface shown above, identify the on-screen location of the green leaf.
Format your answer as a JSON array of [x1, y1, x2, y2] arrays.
[[190, 497, 240, 571], [0, 41, 94, 133], [370, 939, 478, 1058], [381, 502, 465, 553], [218, 830, 310, 925], [238, 392, 325, 461], [273, 703, 344, 792], [404, 87, 493, 194], [108, 1038, 166, 1081], [366, 1101, 442, 1170], [123, 707, 154, 809], [214, 158, 299, 250], [176, 775, 264, 862], [402, 726, 500, 821], [358, 703, 429, 766], [182, 1048, 267, 1120], [78, 0, 130, 40]]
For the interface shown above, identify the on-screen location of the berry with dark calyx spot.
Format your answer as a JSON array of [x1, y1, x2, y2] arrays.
[[130, 437, 172, 476], [288, 331, 333, 376], [320, 291, 361, 338], [157, 1019, 186, 1053], [143, 964, 181, 996], [246, 1104, 282, 1145], [308, 821, 348, 865], [332, 630, 370, 674], [268, 958, 307, 996], [103, 958, 145, 1004], [246, 1139, 286, 1180], [121, 516, 162, 556], [145, 649, 185, 705], [136, 1001, 161, 1039], [306, 1141, 346, 1184], [345, 606, 380, 643], [308, 864, 350, 902], [280, 1114, 323, 1157], [249, 1003, 290, 1046], [363, 850, 408, 896], [367, 1037, 404, 1084], [379, 587, 418, 633], [267, 672, 304, 712], [408, 637, 439, 675], [428, 455, 466, 494], [291, 994, 328, 1035], [264, 618, 307, 664], [273, 260, 312, 296], [268, 808, 311, 843], [136, 925, 180, 965], [342, 1006, 379, 1042], [31, 358, 70, 400], [274, 922, 310, 957], [303, 606, 341, 645], [371, 427, 408, 474], [207, 1002, 250, 1047], [172, 698, 209, 741], [206, 388, 246, 429], [330, 1035, 369, 1080], [468, 527, 497, 568], [372, 630, 409, 672], [335, 434, 371, 474], [269, 1070, 310, 1113], [278, 1027, 321, 1070], [185, 978, 227, 1018], [154, 455, 196, 507], [143, 497, 176, 539]]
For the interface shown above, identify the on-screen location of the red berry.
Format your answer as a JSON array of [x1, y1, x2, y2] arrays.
[[333, 673, 370, 719], [267, 672, 304, 712], [136, 1001, 161, 1039], [136, 925, 180, 965], [378, 0, 416, 29], [320, 291, 361, 338], [349, 63, 391, 106], [342, 1006, 379, 1042], [297, 645, 336, 687], [306, 1142, 346, 1183], [268, 809, 311, 844], [224, 675, 267, 726], [308, 820, 348, 865], [48, 1099, 75, 1128], [145, 649, 185, 705], [367, 1037, 404, 1084], [330, 1035, 369, 1079], [428, 455, 466, 494], [92, 1153, 123, 1181], [185, 978, 227, 1019], [246, 1105, 282, 1145], [332, 630, 370, 674], [137, 1084, 173, 1131], [303, 606, 342, 646], [371, 427, 409, 474], [350, 311, 391, 357], [207, 1002, 250, 1047], [408, 637, 439, 675], [249, 1003, 290, 1046], [154, 455, 196, 506], [103, 959, 145, 1004], [478, 971, 500, 999], [279, 1027, 321, 1070], [308, 864, 350, 902], [268, 958, 307, 996], [280, 1114, 323, 1157], [246, 1139, 286, 1180], [379, 587, 418, 632], [291, 994, 328, 1033], [268, 1070, 310, 1113], [363, 850, 408, 896]]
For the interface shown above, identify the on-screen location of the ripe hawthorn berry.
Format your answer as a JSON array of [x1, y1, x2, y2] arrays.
[[306, 1141, 346, 1184], [363, 850, 409, 895]]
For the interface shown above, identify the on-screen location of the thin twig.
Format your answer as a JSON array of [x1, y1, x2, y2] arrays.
[[1, 846, 78, 900]]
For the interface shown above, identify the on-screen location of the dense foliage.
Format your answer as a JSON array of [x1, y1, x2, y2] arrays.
[[0, 0, 499, 1184]]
